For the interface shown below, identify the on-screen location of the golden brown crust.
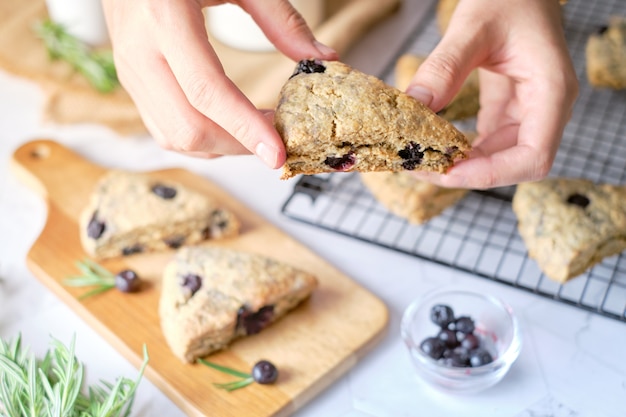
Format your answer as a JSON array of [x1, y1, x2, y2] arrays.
[[274, 60, 471, 180], [512, 177, 626, 283]]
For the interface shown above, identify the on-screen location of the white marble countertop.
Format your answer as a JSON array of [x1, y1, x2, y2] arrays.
[[1, 1, 626, 416]]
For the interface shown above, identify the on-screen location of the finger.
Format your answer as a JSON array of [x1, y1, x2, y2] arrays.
[[156, 5, 286, 168], [475, 70, 517, 140], [405, 12, 492, 111], [117, 48, 251, 156], [241, 0, 338, 61]]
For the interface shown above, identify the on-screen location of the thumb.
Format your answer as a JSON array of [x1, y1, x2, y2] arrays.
[[406, 24, 488, 112], [241, 0, 338, 61]]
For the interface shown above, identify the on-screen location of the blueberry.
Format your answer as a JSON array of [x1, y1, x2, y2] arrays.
[[87, 212, 106, 239], [437, 329, 459, 348], [420, 337, 446, 360], [237, 305, 275, 335], [430, 304, 455, 328], [324, 152, 356, 171], [151, 184, 177, 199], [251, 360, 279, 384], [398, 142, 424, 170], [122, 244, 144, 256], [290, 59, 326, 78], [180, 274, 202, 296], [452, 316, 475, 334], [469, 348, 493, 367], [445, 347, 471, 367], [164, 235, 185, 249], [566, 193, 590, 208], [460, 333, 480, 350], [115, 269, 141, 293]]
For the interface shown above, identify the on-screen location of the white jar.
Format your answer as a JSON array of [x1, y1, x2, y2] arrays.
[[45, 0, 109, 46], [205, 0, 324, 52]]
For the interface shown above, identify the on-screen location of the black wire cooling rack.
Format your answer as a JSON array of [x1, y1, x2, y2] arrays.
[[281, 0, 626, 322]]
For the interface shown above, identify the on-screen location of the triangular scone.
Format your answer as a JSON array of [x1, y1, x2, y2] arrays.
[[361, 171, 468, 225], [274, 59, 471, 180], [79, 170, 239, 259], [512, 178, 626, 283], [158, 246, 318, 363]]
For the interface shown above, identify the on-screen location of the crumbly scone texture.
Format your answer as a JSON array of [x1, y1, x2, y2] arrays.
[[79, 170, 240, 259], [274, 60, 470, 180], [586, 16, 626, 89], [512, 177, 626, 283], [361, 171, 468, 224], [395, 54, 479, 121], [159, 246, 318, 363]]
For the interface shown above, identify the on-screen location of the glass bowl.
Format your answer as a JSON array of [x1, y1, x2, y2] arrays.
[[401, 288, 521, 394]]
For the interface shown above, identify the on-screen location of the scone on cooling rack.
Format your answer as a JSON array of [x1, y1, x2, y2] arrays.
[[586, 16, 626, 89], [395, 54, 479, 121], [79, 170, 239, 259], [159, 246, 318, 363], [274, 59, 471, 180], [512, 177, 626, 283]]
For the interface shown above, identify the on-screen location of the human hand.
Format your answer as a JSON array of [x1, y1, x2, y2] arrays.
[[101, 0, 337, 168], [405, 0, 578, 189]]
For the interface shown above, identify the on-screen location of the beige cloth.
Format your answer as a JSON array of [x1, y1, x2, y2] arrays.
[[0, 0, 399, 135]]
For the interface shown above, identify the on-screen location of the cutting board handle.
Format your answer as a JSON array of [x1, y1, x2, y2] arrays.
[[11, 139, 106, 216]]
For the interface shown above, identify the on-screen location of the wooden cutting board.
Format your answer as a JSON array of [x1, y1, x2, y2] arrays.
[[11, 139, 389, 417]]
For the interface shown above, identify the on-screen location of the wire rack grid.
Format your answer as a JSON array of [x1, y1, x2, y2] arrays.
[[280, 0, 626, 322]]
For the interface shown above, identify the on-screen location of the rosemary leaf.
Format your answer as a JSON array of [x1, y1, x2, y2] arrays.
[[197, 358, 251, 379], [34, 19, 119, 93]]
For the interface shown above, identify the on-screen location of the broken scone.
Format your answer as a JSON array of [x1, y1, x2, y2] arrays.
[[274, 59, 471, 180], [159, 246, 318, 363], [512, 177, 626, 283], [79, 170, 239, 259]]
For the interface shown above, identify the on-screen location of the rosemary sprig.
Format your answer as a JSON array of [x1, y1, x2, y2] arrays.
[[64, 258, 117, 300], [34, 19, 119, 93], [197, 359, 255, 392], [0, 334, 149, 417]]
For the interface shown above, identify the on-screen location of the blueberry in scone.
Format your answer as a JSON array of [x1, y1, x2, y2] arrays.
[[79, 170, 239, 259], [512, 177, 626, 283], [586, 16, 626, 89], [274, 59, 471, 180], [159, 246, 318, 362]]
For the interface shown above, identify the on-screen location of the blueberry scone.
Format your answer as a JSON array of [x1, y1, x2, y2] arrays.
[[586, 16, 626, 89], [274, 59, 471, 180], [395, 54, 479, 121], [361, 171, 468, 224], [512, 178, 626, 283], [79, 170, 239, 259], [159, 246, 318, 363]]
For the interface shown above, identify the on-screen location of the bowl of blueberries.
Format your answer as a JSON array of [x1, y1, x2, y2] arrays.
[[401, 288, 521, 394]]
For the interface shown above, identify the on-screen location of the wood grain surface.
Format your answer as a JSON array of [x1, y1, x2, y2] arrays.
[[10, 139, 389, 417]]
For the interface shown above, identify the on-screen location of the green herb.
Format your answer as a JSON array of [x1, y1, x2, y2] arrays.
[[0, 334, 149, 417], [197, 359, 255, 392], [64, 258, 117, 299], [34, 19, 119, 93]]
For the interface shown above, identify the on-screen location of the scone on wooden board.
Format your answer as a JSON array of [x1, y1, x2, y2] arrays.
[[586, 16, 626, 89], [274, 59, 471, 180], [79, 170, 240, 259], [395, 54, 479, 121], [159, 246, 318, 363], [512, 177, 626, 283]]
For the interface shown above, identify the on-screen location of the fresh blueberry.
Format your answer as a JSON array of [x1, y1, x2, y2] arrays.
[[251, 360, 279, 384], [420, 337, 446, 360], [469, 348, 494, 367], [115, 269, 141, 293], [452, 316, 475, 334], [461, 333, 480, 350], [430, 304, 455, 328], [437, 329, 459, 348]]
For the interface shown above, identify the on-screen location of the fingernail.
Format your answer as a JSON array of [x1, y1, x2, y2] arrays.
[[406, 85, 434, 107], [313, 40, 337, 58], [255, 142, 279, 168]]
